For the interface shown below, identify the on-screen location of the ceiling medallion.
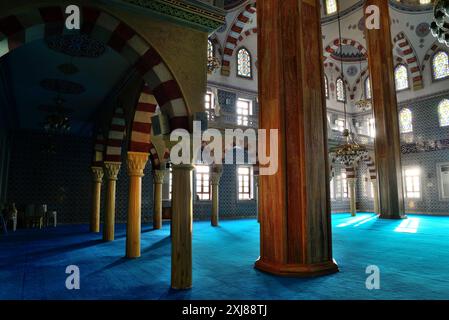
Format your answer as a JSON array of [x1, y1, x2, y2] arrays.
[[46, 34, 106, 58], [40, 79, 85, 95], [58, 63, 79, 75], [431, 0, 449, 47]]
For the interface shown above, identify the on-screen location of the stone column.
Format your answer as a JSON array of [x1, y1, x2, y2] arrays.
[[103, 162, 121, 242], [256, 0, 338, 276], [153, 169, 166, 230], [90, 166, 104, 233], [348, 178, 357, 217], [372, 179, 380, 215], [126, 152, 149, 258], [365, 0, 405, 219], [210, 170, 222, 227], [171, 164, 194, 290]]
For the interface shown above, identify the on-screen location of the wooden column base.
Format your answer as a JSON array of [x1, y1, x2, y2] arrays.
[[255, 258, 339, 277]]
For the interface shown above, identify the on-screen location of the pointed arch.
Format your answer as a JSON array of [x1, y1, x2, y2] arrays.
[[393, 32, 423, 90]]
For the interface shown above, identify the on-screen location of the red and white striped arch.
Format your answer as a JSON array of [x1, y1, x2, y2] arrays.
[[0, 5, 190, 132], [421, 41, 447, 72], [393, 32, 423, 90], [221, 3, 256, 76], [104, 106, 126, 163], [92, 132, 106, 167]]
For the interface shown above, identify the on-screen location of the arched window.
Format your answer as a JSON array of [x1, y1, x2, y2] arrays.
[[438, 99, 449, 127], [207, 39, 214, 59], [395, 64, 409, 91], [336, 77, 345, 102], [237, 47, 252, 78], [324, 75, 329, 99], [365, 76, 372, 99], [399, 108, 413, 133], [325, 0, 338, 15], [432, 51, 449, 80]]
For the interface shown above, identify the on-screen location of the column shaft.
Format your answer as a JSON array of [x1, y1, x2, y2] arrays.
[[153, 170, 166, 230], [348, 178, 357, 217], [103, 162, 121, 242], [126, 152, 148, 258], [256, 0, 337, 276], [90, 167, 104, 233], [365, 0, 405, 219], [210, 171, 221, 227], [171, 164, 194, 289]]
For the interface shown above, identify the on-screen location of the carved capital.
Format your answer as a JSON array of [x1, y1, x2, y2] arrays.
[[127, 152, 149, 177], [104, 162, 121, 181], [153, 169, 166, 184], [91, 166, 104, 183], [210, 172, 222, 185]]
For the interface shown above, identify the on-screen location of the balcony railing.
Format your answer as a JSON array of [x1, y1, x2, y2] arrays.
[[208, 111, 259, 129]]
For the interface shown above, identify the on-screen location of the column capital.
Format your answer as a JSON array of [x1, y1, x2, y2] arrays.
[[210, 171, 222, 185], [127, 152, 149, 177], [153, 169, 166, 184], [172, 164, 195, 171], [91, 166, 104, 183], [104, 161, 121, 181]]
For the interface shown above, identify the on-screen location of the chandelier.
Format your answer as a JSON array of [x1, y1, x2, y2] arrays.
[[431, 0, 449, 47], [330, 129, 368, 166], [355, 98, 372, 112], [207, 55, 220, 73], [41, 95, 72, 134], [330, 0, 368, 166]]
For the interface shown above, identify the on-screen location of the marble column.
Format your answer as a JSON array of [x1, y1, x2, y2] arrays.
[[171, 164, 194, 289], [256, 0, 338, 276], [103, 162, 121, 242], [153, 169, 166, 230], [348, 178, 357, 217], [90, 166, 104, 233], [372, 179, 380, 215], [126, 152, 149, 258], [365, 0, 405, 219], [210, 170, 222, 227]]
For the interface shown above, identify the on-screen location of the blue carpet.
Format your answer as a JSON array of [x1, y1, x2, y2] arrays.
[[1, 213, 449, 300]]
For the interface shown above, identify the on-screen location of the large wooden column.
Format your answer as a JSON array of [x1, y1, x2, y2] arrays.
[[90, 166, 104, 233], [365, 0, 405, 219], [153, 169, 166, 230], [171, 164, 194, 289], [126, 152, 149, 258], [103, 162, 121, 241], [255, 0, 338, 276]]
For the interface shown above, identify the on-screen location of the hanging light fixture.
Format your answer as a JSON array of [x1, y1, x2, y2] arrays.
[[329, 0, 368, 166], [431, 0, 449, 47], [40, 94, 72, 134], [354, 48, 372, 112], [207, 55, 220, 74]]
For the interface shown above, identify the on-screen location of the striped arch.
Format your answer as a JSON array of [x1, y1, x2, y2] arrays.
[[393, 32, 423, 90], [0, 5, 190, 132], [104, 106, 126, 163], [421, 41, 447, 72], [221, 2, 256, 76], [359, 154, 377, 181], [92, 132, 106, 167], [236, 27, 257, 47], [323, 38, 368, 62], [350, 67, 369, 96]]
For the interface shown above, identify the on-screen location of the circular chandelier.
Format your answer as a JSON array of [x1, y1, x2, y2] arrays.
[[207, 56, 220, 73], [41, 95, 72, 134], [355, 99, 372, 112], [431, 0, 449, 46], [330, 129, 368, 167]]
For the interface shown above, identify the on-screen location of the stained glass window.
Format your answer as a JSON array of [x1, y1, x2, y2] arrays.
[[325, 0, 337, 15], [395, 64, 409, 91], [336, 78, 345, 102], [438, 99, 449, 127], [399, 108, 413, 133], [324, 76, 329, 98], [365, 76, 372, 99], [207, 40, 214, 59], [432, 51, 449, 80], [237, 47, 252, 78]]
